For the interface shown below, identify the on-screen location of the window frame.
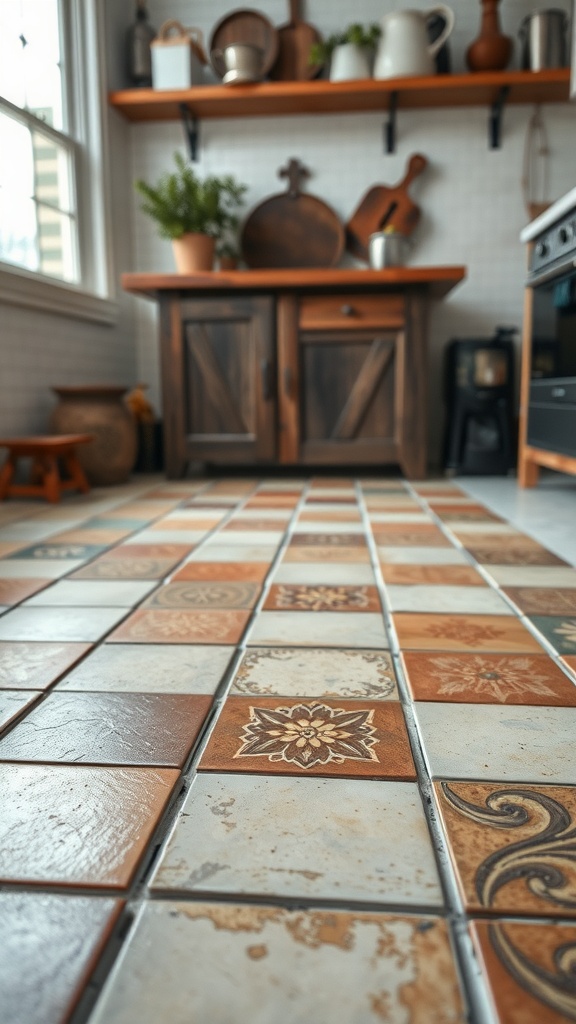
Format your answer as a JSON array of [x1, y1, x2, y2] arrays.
[[0, 0, 118, 325]]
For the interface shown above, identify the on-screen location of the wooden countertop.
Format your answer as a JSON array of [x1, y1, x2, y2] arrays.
[[122, 266, 466, 301]]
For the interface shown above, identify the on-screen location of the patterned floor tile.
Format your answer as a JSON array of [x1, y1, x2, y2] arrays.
[[171, 561, 269, 582], [143, 581, 261, 610], [289, 532, 365, 547], [385, 586, 512, 615], [283, 546, 371, 563], [91, 902, 464, 1024], [24, 580, 157, 607], [372, 526, 451, 547], [466, 546, 568, 567], [378, 547, 468, 565], [153, 774, 434, 900], [402, 652, 576, 705], [70, 556, 180, 581], [0, 606, 128, 643], [503, 588, 576, 615], [0, 641, 91, 690], [0, 762, 179, 886], [186, 544, 277, 563], [435, 780, 576, 917], [393, 614, 543, 653], [415, 704, 576, 782], [530, 616, 576, 655], [430, 505, 503, 522], [0, 892, 123, 1024], [200, 698, 414, 779], [56, 643, 233, 694], [263, 584, 381, 612], [0, 578, 51, 605], [230, 647, 398, 700], [272, 563, 375, 584], [248, 611, 389, 648], [0, 689, 42, 733], [108, 608, 250, 644], [380, 564, 486, 586], [471, 919, 576, 1024], [7, 542, 105, 560], [223, 518, 289, 531]]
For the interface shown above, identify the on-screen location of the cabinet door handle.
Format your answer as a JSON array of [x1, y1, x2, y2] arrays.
[[283, 366, 293, 397], [260, 358, 273, 401], [341, 304, 355, 317]]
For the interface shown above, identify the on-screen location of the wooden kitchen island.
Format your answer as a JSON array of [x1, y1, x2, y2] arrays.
[[122, 267, 466, 479]]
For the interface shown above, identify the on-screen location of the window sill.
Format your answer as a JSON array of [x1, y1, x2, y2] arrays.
[[0, 263, 119, 326]]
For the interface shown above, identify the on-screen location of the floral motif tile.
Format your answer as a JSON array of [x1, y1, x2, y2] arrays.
[[385, 586, 512, 615], [0, 606, 128, 643], [0, 892, 123, 1024], [471, 919, 576, 1024], [0, 689, 42, 733], [143, 581, 261, 610], [7, 542, 105, 560], [24, 580, 157, 607], [70, 557, 179, 581], [380, 564, 486, 586], [434, 780, 576, 917], [152, 775, 436, 903], [0, 641, 91, 690], [393, 614, 543, 653], [0, 762, 179, 886], [0, 692, 212, 766], [402, 652, 576, 705], [465, 545, 568, 567], [108, 608, 250, 645], [249, 611, 389, 648], [263, 584, 381, 613], [415, 704, 576, 782], [230, 647, 398, 700], [372, 526, 451, 548], [90, 902, 464, 1024], [56, 643, 233, 694], [200, 698, 414, 779], [378, 547, 468, 565], [282, 546, 371, 564], [503, 587, 576, 615], [0, 579, 51, 605], [530, 616, 576, 655], [172, 561, 269, 582]]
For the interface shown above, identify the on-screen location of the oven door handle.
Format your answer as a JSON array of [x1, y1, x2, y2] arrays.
[[527, 258, 576, 288]]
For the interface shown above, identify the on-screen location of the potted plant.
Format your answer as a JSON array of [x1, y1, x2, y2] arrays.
[[135, 152, 248, 272], [309, 23, 381, 82]]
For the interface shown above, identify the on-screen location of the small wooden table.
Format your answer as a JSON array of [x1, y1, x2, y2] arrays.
[[0, 435, 93, 503]]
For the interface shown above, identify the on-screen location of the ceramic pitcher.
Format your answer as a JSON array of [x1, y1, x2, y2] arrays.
[[374, 7, 455, 78]]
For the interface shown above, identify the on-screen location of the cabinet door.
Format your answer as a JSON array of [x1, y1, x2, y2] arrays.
[[166, 296, 276, 473]]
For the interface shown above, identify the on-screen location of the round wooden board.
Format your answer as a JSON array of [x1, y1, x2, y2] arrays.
[[209, 9, 279, 79], [241, 192, 344, 269]]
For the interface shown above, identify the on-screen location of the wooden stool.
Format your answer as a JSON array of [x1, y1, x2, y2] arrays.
[[0, 435, 93, 503]]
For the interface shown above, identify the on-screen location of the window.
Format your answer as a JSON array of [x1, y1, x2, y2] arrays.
[[0, 0, 117, 322]]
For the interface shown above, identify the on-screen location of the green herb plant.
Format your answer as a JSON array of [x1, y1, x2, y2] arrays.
[[309, 23, 381, 68], [135, 152, 248, 241]]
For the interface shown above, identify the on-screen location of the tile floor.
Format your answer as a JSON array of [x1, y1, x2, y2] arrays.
[[0, 473, 575, 1023]]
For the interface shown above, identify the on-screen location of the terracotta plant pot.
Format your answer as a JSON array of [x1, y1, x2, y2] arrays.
[[218, 255, 239, 270], [172, 233, 215, 273], [50, 385, 137, 486]]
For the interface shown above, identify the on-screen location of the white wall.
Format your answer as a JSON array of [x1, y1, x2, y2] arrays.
[[121, 0, 576, 463]]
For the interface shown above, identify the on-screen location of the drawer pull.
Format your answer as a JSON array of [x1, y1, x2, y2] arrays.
[[260, 359, 273, 401], [552, 387, 566, 398], [341, 304, 355, 317]]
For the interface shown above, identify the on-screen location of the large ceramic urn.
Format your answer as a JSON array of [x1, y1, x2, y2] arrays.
[[50, 385, 137, 485]]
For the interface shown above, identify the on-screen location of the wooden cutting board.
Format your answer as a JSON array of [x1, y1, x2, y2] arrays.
[[346, 154, 428, 262], [241, 159, 344, 269], [269, 0, 322, 81], [209, 9, 279, 78]]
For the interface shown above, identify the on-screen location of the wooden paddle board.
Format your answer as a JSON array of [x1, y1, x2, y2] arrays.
[[346, 154, 428, 262], [269, 0, 322, 81]]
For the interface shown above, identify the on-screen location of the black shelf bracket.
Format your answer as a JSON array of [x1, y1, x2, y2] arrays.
[[489, 86, 510, 149], [384, 91, 399, 154], [179, 103, 199, 161]]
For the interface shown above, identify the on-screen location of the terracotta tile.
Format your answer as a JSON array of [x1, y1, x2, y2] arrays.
[[102, 543, 192, 560], [0, 641, 91, 690], [298, 510, 360, 521], [244, 496, 298, 507], [8, 542, 105, 560], [57, 644, 233, 694], [413, 486, 466, 497], [71, 557, 183, 581], [149, 518, 216, 532], [402, 652, 576, 705], [289, 533, 365, 547], [104, 502, 174, 518], [0, 762, 179, 886], [0, 578, 51, 605], [435, 780, 576, 917], [432, 505, 503, 522], [530, 616, 576, 654], [372, 526, 451, 547], [0, 542, 26, 556], [223, 518, 289, 531], [562, 655, 576, 676], [504, 587, 576, 616], [380, 564, 486, 586], [466, 545, 568, 567], [231, 647, 398, 700], [0, 892, 123, 1024], [249, 610, 389, 648], [457, 530, 540, 547], [283, 546, 371, 563], [0, 689, 42, 732], [153, 778, 436, 904], [393, 614, 543, 653], [108, 608, 250, 644], [305, 495, 356, 504], [48, 528, 130, 544], [171, 562, 269, 583], [90, 902, 464, 1024], [199, 697, 415, 779], [263, 584, 381, 612], [144, 581, 261, 610], [471, 919, 576, 1024]]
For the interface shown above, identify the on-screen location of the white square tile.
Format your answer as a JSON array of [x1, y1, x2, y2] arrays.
[[186, 545, 277, 563], [0, 607, 128, 642], [482, 566, 576, 587], [248, 612, 389, 648], [56, 644, 233, 693], [123, 530, 207, 545], [384, 585, 512, 615], [201, 531, 284, 546], [272, 563, 375, 585], [23, 580, 157, 607], [231, 647, 398, 699], [378, 548, 468, 565], [0, 560, 85, 579]]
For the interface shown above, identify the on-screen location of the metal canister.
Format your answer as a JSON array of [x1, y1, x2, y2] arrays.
[[519, 9, 568, 71], [368, 231, 409, 269]]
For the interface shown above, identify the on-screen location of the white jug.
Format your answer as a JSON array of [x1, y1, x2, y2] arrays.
[[374, 7, 455, 79]]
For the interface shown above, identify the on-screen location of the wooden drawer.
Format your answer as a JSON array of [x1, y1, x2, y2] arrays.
[[299, 293, 405, 331]]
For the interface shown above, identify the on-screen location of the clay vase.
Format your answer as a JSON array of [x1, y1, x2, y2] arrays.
[[466, 0, 512, 72], [50, 385, 137, 485]]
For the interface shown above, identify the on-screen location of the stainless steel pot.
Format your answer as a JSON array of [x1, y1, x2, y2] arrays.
[[519, 9, 569, 71], [369, 231, 410, 268]]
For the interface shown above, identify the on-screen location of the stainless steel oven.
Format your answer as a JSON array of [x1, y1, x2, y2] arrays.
[[526, 207, 576, 458]]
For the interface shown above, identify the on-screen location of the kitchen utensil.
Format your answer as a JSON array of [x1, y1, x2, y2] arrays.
[[241, 159, 344, 269], [369, 231, 410, 268], [151, 20, 206, 90], [519, 9, 568, 71], [374, 7, 454, 79], [346, 154, 428, 262], [212, 43, 265, 84], [209, 9, 279, 80], [466, 0, 512, 72], [268, 0, 322, 81]]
